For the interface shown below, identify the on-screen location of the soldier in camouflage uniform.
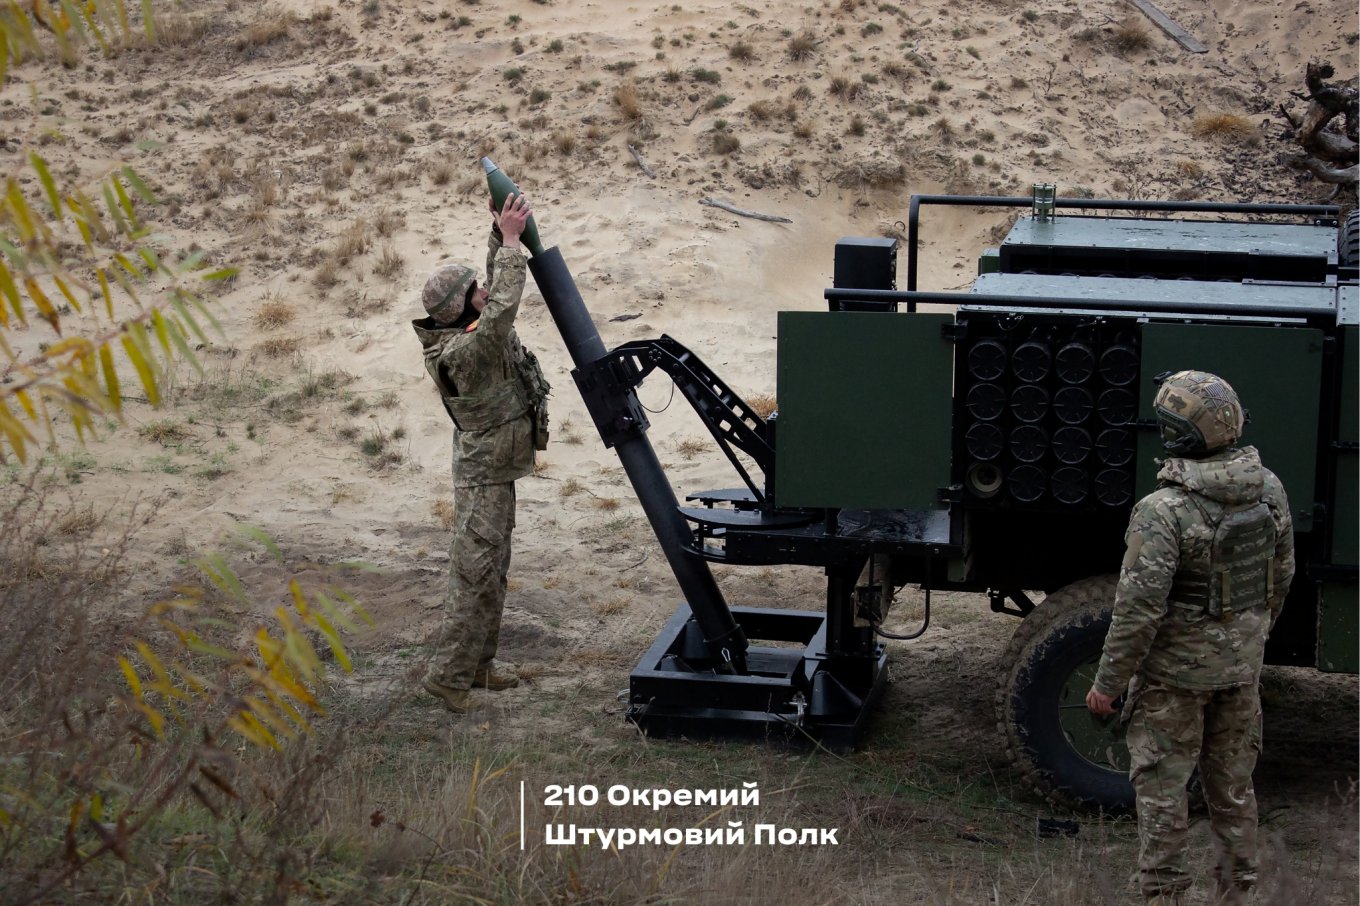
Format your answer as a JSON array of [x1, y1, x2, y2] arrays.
[[411, 193, 551, 715], [1086, 371, 1294, 906]]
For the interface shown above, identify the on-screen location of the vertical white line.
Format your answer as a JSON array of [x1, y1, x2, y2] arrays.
[[520, 780, 526, 851]]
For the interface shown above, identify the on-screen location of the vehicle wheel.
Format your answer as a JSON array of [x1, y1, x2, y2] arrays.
[[1340, 210, 1360, 268], [996, 575, 1134, 812]]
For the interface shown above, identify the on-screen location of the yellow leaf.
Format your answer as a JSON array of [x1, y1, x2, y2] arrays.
[[99, 344, 121, 414], [5, 179, 37, 244], [97, 268, 113, 319], [118, 655, 143, 698], [200, 267, 239, 282], [166, 317, 202, 375], [28, 152, 60, 218], [289, 580, 309, 618], [228, 711, 280, 751], [14, 389, 36, 421], [109, 264, 141, 308], [0, 400, 33, 463], [150, 308, 172, 361], [51, 273, 82, 314], [313, 611, 352, 673], [0, 260, 22, 325], [102, 180, 128, 235], [112, 175, 139, 233], [112, 253, 142, 280], [120, 330, 159, 406], [136, 701, 165, 739], [24, 278, 60, 333]]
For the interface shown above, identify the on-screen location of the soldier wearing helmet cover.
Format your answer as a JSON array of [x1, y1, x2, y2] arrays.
[[1086, 370, 1294, 906], [411, 192, 550, 715]]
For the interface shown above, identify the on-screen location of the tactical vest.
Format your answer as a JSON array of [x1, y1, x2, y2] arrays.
[[518, 348, 552, 450], [426, 348, 551, 448], [1169, 493, 1277, 620]]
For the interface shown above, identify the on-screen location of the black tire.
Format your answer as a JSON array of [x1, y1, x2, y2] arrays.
[[1340, 210, 1360, 268], [996, 575, 1134, 813]]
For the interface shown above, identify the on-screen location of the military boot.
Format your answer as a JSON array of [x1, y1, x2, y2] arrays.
[[473, 663, 520, 691], [422, 678, 471, 714]]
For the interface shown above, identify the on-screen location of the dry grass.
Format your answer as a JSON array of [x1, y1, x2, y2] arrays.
[[253, 297, 295, 330], [712, 131, 741, 154], [788, 30, 818, 60], [373, 208, 406, 238], [828, 73, 862, 100], [553, 131, 577, 155], [138, 419, 193, 446], [614, 81, 644, 121], [155, 13, 212, 46], [1110, 16, 1152, 52], [676, 437, 707, 459], [373, 245, 405, 278], [559, 477, 586, 498], [1191, 113, 1260, 144], [513, 663, 545, 684], [334, 218, 370, 263], [1174, 159, 1205, 179], [591, 595, 631, 616], [235, 7, 295, 54], [56, 506, 99, 537], [432, 498, 456, 531], [729, 40, 755, 62], [745, 393, 778, 419], [258, 336, 302, 358]]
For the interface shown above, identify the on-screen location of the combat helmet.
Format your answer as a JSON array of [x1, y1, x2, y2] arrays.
[[1152, 370, 1244, 457], [422, 261, 477, 325]]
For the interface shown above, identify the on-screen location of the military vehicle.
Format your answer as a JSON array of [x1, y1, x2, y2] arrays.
[[491, 160, 1357, 811]]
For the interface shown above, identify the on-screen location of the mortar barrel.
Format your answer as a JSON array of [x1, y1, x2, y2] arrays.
[[527, 246, 749, 673]]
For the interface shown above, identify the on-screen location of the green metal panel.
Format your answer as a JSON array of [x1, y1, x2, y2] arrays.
[[1317, 582, 1359, 673], [1335, 325, 1358, 566], [977, 248, 1000, 275], [1136, 324, 1323, 533], [776, 312, 953, 509]]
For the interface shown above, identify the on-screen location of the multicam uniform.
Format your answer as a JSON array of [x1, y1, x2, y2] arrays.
[[412, 233, 550, 692], [1093, 445, 1294, 901]]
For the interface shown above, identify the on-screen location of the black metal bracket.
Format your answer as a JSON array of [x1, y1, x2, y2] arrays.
[[579, 336, 776, 505], [572, 356, 653, 449], [941, 321, 968, 342], [989, 588, 1036, 618]]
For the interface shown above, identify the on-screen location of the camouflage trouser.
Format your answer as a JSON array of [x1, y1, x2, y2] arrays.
[[1125, 679, 1263, 898], [428, 482, 516, 690]]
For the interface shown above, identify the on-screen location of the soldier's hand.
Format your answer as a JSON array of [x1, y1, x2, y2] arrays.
[[498, 193, 532, 249], [1085, 686, 1117, 717]]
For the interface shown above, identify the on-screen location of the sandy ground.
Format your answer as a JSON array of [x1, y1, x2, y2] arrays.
[[2, 0, 1357, 899]]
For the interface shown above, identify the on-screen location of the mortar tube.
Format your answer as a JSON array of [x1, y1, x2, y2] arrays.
[[528, 248, 749, 674]]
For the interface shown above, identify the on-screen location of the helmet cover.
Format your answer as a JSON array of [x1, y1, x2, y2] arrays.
[[1153, 369, 1244, 456]]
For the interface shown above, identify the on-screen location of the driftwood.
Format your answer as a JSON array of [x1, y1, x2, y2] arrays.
[[627, 144, 656, 178], [698, 197, 792, 223], [1280, 61, 1358, 192], [1124, 0, 1206, 53]]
